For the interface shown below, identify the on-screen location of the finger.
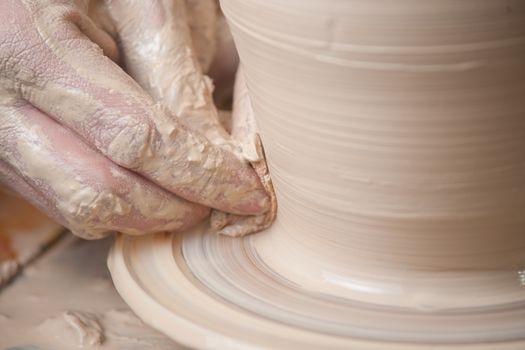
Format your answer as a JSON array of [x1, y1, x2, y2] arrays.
[[231, 66, 261, 161], [210, 67, 278, 236], [7, 1, 269, 215], [185, 0, 220, 72], [104, 0, 230, 145], [87, 0, 119, 48], [0, 101, 209, 239], [72, 0, 121, 63]]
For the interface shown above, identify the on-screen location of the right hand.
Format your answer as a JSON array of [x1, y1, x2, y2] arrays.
[[0, 0, 269, 239]]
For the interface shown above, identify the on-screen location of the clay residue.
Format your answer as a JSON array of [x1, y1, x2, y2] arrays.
[[210, 134, 277, 237], [0, 235, 186, 349], [38, 311, 104, 347], [210, 68, 277, 237]]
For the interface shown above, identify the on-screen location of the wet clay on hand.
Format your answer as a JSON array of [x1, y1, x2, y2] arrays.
[[0, 0, 270, 239]]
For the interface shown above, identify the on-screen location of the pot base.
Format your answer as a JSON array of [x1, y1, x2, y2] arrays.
[[108, 224, 525, 349]]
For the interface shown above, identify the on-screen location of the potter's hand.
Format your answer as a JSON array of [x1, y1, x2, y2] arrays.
[[0, 0, 269, 239]]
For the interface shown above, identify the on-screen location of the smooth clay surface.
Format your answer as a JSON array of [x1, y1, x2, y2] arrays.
[[109, 0, 525, 349]]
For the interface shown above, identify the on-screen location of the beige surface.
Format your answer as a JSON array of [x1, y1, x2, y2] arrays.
[[0, 234, 186, 350]]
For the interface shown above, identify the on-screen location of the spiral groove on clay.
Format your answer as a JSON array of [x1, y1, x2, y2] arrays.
[[109, 1, 525, 348]]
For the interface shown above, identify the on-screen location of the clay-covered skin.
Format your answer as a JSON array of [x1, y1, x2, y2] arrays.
[[0, 0, 270, 239], [210, 67, 277, 237]]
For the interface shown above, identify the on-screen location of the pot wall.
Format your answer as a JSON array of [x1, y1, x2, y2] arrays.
[[221, 0, 525, 271]]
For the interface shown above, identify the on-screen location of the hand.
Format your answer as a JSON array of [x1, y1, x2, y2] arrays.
[[0, 0, 269, 239]]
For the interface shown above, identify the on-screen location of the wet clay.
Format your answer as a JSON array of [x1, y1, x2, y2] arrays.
[[1, 0, 269, 240], [210, 67, 277, 237], [233, 0, 525, 305], [109, 0, 525, 348]]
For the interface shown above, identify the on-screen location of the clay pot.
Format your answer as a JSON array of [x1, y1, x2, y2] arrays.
[[225, 0, 525, 307], [109, 1, 525, 348]]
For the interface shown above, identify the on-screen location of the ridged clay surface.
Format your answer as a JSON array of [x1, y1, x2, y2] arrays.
[[109, 0, 525, 348]]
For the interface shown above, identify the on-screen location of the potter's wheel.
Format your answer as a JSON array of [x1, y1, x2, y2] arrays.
[[108, 225, 525, 349], [109, 0, 525, 348]]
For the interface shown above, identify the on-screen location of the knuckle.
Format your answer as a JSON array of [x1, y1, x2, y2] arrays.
[[58, 182, 131, 237], [104, 117, 157, 170]]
